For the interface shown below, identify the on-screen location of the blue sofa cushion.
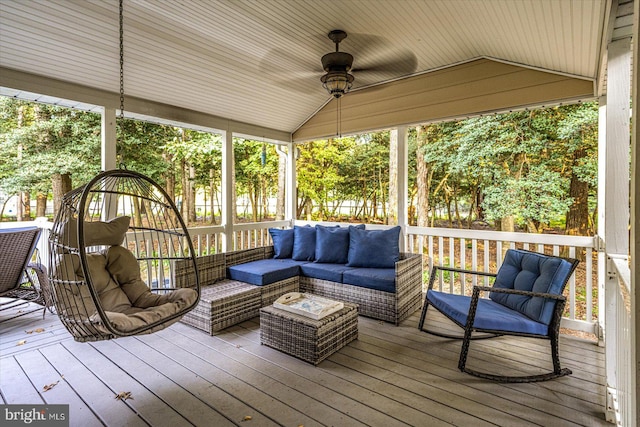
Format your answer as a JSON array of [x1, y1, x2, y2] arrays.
[[315, 224, 364, 264], [300, 262, 354, 283], [347, 226, 400, 268], [292, 225, 316, 261], [489, 250, 574, 325], [342, 268, 396, 293], [268, 228, 294, 259], [427, 290, 549, 336], [227, 259, 306, 286]]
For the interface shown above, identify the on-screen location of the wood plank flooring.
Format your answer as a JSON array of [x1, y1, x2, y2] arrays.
[[0, 302, 609, 426]]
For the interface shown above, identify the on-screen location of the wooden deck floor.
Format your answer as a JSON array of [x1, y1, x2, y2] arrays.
[[1, 302, 609, 427]]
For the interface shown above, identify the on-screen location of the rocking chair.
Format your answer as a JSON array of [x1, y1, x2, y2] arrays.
[[418, 249, 579, 383]]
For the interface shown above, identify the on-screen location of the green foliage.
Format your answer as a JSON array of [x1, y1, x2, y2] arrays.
[[0, 98, 101, 196], [413, 103, 598, 231], [1, 95, 598, 233]]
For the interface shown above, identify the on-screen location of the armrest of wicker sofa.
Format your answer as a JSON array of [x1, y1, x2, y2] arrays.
[[394, 252, 424, 324], [173, 252, 226, 288]]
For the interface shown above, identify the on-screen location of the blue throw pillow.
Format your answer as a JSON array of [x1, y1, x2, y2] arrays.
[[347, 226, 401, 268], [315, 224, 364, 264], [268, 228, 294, 259], [292, 225, 316, 261]]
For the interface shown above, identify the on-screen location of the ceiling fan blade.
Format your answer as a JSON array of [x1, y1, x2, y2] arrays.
[[259, 48, 323, 93], [352, 51, 418, 75]]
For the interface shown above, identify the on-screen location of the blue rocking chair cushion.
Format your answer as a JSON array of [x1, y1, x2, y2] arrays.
[[427, 291, 549, 335], [489, 250, 575, 325]]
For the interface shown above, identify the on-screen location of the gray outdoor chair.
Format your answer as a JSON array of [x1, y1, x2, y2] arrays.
[[0, 226, 50, 320], [419, 249, 579, 383]]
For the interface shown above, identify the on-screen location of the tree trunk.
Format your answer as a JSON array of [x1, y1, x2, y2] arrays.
[[388, 129, 398, 225], [231, 149, 238, 223], [416, 126, 431, 228], [19, 191, 31, 221], [209, 169, 217, 224], [304, 197, 313, 221], [36, 193, 47, 217], [276, 148, 286, 220], [180, 159, 188, 219], [188, 164, 196, 223], [565, 148, 590, 236], [501, 216, 515, 232], [163, 152, 175, 202], [52, 173, 72, 217]]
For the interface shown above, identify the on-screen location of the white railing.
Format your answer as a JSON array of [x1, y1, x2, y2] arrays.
[[606, 255, 634, 426], [13, 219, 600, 334], [406, 225, 598, 333], [186, 220, 291, 255], [232, 220, 290, 251]]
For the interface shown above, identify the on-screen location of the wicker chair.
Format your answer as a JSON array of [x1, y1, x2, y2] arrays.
[[418, 249, 579, 383], [0, 226, 50, 320]]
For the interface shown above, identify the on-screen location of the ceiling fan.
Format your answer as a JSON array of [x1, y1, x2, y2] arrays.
[[320, 30, 355, 98], [260, 30, 417, 98]]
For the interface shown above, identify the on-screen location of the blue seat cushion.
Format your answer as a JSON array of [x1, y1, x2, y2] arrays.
[[300, 262, 354, 283], [347, 226, 400, 268], [342, 268, 396, 293], [268, 228, 294, 259], [227, 259, 307, 286], [427, 290, 549, 336], [489, 250, 574, 325]]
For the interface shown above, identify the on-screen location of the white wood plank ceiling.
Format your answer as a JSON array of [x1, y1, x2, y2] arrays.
[[0, 0, 613, 135]]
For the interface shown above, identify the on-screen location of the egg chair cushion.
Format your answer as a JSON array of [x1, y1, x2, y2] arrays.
[[61, 216, 131, 249], [54, 246, 197, 333]]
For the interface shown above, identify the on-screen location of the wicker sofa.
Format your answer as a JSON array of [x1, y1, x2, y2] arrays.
[[176, 244, 423, 334]]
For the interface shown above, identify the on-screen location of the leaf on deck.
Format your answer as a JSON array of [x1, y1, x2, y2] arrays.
[[115, 391, 133, 401], [242, 415, 252, 421], [16, 340, 27, 346], [43, 380, 60, 392], [25, 328, 45, 334]]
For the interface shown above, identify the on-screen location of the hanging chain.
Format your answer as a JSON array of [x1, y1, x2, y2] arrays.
[[116, 0, 125, 169], [119, 0, 124, 120]]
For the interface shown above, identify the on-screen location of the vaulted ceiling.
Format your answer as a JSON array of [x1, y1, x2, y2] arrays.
[[0, 0, 631, 140]]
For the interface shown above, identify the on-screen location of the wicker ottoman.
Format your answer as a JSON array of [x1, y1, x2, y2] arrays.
[[260, 302, 358, 365], [181, 280, 261, 334]]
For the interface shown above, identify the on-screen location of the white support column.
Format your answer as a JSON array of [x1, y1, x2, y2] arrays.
[[598, 98, 607, 344], [101, 107, 117, 171], [221, 130, 234, 251], [631, 0, 639, 423], [286, 141, 297, 224], [601, 36, 632, 424], [396, 126, 408, 249]]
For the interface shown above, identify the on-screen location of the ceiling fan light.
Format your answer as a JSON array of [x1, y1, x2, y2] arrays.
[[321, 71, 354, 98]]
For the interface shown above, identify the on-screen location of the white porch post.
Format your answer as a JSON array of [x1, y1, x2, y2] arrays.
[[101, 107, 117, 171], [221, 130, 234, 251], [286, 141, 297, 223], [600, 36, 632, 423], [396, 126, 408, 249], [631, 0, 639, 423]]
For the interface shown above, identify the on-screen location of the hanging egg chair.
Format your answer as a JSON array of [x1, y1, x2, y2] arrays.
[[48, 169, 200, 342]]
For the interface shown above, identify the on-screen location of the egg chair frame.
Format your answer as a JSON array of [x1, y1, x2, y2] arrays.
[[48, 169, 200, 342]]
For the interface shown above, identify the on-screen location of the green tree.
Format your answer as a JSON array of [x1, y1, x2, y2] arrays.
[[0, 98, 101, 217]]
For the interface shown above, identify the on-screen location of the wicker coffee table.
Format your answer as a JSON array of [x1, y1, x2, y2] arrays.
[[260, 302, 358, 365]]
